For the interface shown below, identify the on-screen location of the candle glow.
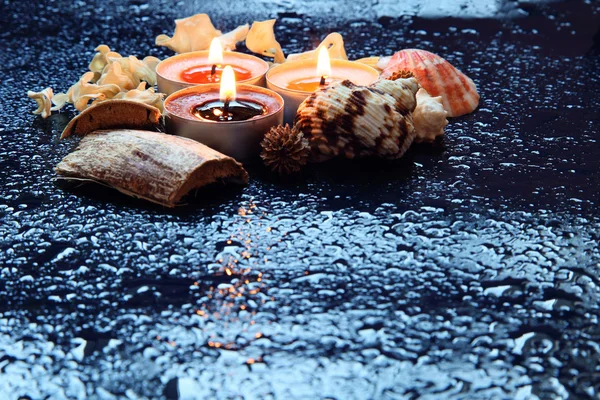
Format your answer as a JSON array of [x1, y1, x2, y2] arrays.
[[171, 38, 256, 85], [190, 65, 266, 122], [220, 65, 236, 102], [316, 46, 332, 83], [208, 38, 224, 68], [284, 47, 336, 92]]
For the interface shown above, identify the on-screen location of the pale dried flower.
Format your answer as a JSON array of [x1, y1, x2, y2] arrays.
[[112, 82, 165, 112], [246, 19, 285, 63], [218, 23, 249, 51], [89, 44, 122, 82], [27, 87, 54, 118], [287, 33, 348, 61], [69, 71, 121, 111]]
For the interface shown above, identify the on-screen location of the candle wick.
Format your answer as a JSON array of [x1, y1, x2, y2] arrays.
[[223, 98, 230, 115], [319, 75, 327, 86], [211, 64, 217, 76]]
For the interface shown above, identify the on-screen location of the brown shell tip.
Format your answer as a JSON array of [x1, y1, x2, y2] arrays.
[[387, 70, 414, 80], [260, 124, 310, 176]]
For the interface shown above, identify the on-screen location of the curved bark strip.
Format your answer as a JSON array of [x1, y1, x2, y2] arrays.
[[60, 100, 162, 139], [55, 129, 249, 207]]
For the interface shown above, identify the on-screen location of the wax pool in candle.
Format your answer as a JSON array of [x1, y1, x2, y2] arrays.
[[286, 77, 336, 92], [193, 100, 265, 121], [166, 91, 280, 120], [180, 65, 253, 84], [286, 47, 333, 92], [156, 51, 269, 95], [163, 83, 284, 160]]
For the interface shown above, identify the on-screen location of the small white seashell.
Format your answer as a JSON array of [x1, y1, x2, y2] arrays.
[[413, 88, 448, 143]]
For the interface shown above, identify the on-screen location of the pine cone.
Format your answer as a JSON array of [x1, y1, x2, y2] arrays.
[[387, 70, 414, 80], [260, 124, 310, 176]]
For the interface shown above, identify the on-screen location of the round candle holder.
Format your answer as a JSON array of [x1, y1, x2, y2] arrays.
[[157, 51, 270, 95], [164, 84, 284, 162], [266, 59, 380, 124]]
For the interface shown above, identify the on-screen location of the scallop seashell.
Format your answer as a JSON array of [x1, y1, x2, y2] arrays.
[[381, 49, 479, 117], [413, 88, 448, 143], [295, 78, 419, 162]]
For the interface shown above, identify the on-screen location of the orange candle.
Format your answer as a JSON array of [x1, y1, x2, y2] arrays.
[[179, 38, 253, 84], [157, 41, 269, 95], [286, 47, 334, 91], [267, 51, 380, 124]]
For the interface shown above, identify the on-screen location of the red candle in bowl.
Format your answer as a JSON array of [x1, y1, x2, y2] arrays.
[[179, 38, 253, 84], [164, 66, 284, 161], [157, 38, 269, 95]]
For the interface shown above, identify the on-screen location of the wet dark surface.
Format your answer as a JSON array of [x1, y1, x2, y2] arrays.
[[1, 0, 600, 399]]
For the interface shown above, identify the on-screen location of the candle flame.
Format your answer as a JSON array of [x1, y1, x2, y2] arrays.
[[208, 37, 224, 66], [220, 65, 236, 102], [316, 46, 332, 81]]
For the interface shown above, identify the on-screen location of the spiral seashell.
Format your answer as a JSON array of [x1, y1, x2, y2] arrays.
[[381, 49, 479, 117], [413, 88, 448, 143], [295, 78, 418, 162]]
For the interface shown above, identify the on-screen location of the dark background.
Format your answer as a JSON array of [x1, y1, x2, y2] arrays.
[[1, 0, 599, 398]]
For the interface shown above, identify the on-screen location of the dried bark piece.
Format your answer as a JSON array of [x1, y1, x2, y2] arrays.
[[60, 100, 161, 139], [55, 129, 249, 207]]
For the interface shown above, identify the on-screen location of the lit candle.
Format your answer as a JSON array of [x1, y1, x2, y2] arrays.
[[209, 37, 224, 77], [193, 65, 266, 122], [164, 68, 284, 161], [157, 45, 269, 95], [178, 38, 252, 85], [286, 47, 333, 91], [267, 52, 380, 124]]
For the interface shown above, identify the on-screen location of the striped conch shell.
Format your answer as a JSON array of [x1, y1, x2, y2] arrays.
[[295, 78, 419, 162], [381, 49, 479, 117], [413, 88, 448, 143]]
